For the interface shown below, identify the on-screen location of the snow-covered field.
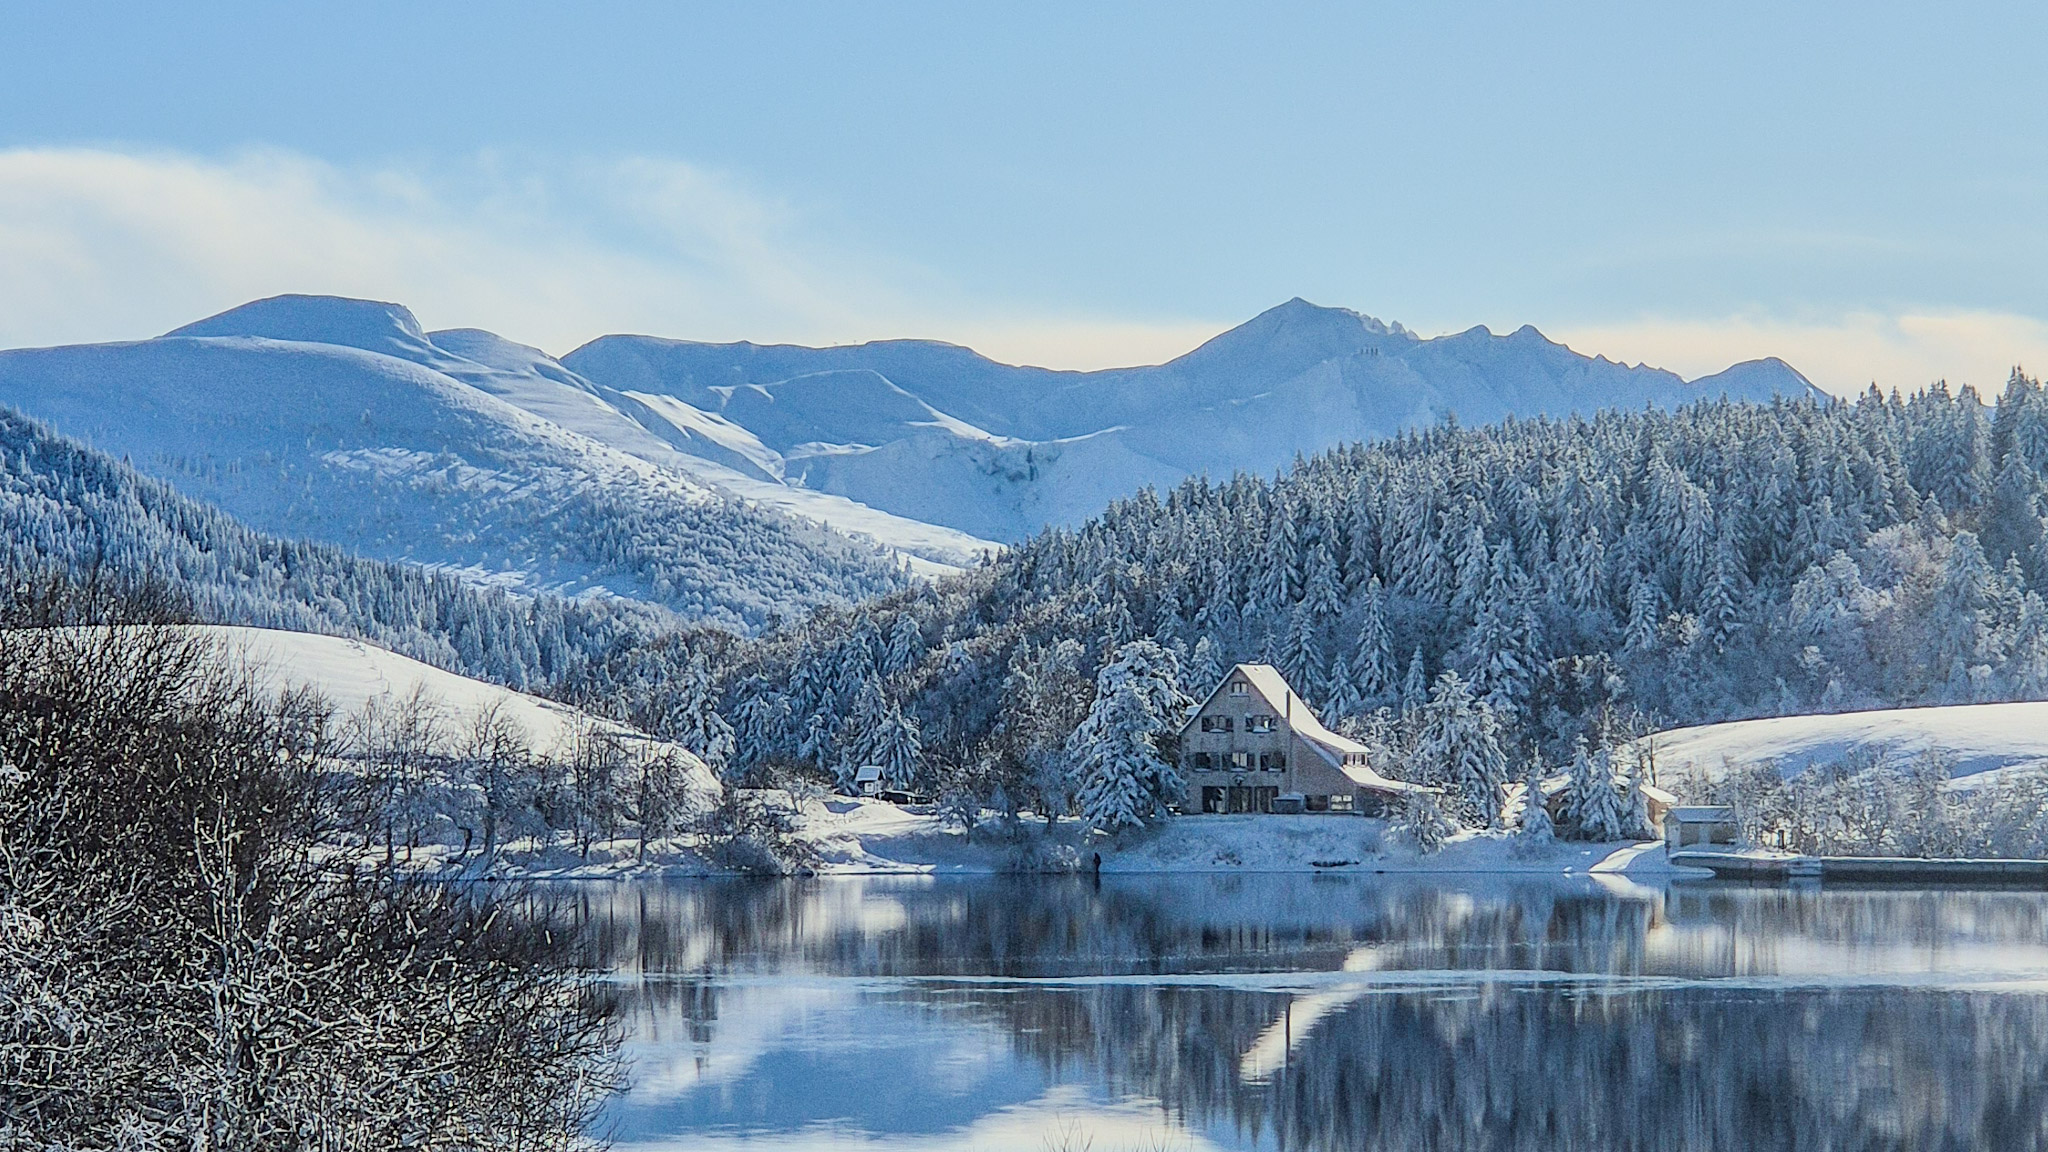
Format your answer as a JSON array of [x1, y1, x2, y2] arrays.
[[1650, 701, 2048, 783]]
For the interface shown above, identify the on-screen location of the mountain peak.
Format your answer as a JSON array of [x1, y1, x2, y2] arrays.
[[164, 294, 432, 358], [1167, 297, 1412, 379]]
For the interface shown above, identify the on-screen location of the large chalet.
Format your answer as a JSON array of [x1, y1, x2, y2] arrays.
[[1177, 663, 1423, 816]]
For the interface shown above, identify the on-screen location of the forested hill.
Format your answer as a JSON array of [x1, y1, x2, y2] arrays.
[[723, 375, 2048, 806], [0, 405, 674, 693]]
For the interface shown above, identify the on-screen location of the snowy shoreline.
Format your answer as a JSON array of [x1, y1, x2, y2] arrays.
[[417, 799, 1702, 881]]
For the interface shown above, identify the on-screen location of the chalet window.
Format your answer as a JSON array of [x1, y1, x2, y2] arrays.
[[1229, 681, 1248, 696], [1229, 752, 1250, 769], [1307, 794, 1331, 812], [1200, 716, 1212, 732], [1330, 794, 1355, 813], [1201, 716, 1236, 733], [1257, 752, 1286, 771], [1191, 752, 1214, 770], [1218, 717, 1234, 733], [1247, 715, 1275, 733]]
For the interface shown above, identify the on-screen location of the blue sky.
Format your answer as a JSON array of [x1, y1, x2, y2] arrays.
[[2, 1, 2044, 392]]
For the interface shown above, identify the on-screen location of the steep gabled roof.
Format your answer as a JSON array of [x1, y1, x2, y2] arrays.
[[1187, 663, 1424, 795]]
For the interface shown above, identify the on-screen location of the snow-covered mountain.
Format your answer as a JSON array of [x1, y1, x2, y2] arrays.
[[564, 298, 1820, 540], [0, 296, 950, 628], [0, 294, 1817, 619]]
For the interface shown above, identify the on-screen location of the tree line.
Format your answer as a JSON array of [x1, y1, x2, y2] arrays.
[[711, 375, 2048, 835]]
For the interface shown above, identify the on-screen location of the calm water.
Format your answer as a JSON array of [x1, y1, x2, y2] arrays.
[[554, 875, 2048, 1152]]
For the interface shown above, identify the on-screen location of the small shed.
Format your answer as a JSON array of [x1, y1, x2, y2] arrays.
[[853, 764, 884, 797], [1665, 805, 1739, 848]]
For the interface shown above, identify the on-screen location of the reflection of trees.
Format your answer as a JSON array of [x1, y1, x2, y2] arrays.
[[548, 878, 2048, 1151]]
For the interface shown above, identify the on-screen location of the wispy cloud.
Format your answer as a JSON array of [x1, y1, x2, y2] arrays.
[[0, 146, 1220, 367], [2, 146, 2042, 389]]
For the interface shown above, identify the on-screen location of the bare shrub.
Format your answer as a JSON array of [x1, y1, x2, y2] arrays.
[[0, 579, 619, 1149]]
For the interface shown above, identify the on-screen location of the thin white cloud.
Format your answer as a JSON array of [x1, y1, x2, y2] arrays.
[[3, 146, 2041, 389], [0, 145, 1219, 368], [1555, 310, 2048, 398]]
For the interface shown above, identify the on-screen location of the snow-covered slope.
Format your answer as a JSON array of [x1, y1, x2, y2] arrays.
[[1651, 702, 2048, 783], [201, 624, 716, 795], [566, 298, 1820, 541], [0, 296, 950, 626]]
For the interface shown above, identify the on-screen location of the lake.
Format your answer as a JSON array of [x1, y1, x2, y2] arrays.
[[555, 874, 2048, 1151]]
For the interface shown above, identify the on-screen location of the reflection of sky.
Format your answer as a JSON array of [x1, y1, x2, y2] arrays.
[[585, 877, 2048, 1151], [606, 986, 1058, 1143]]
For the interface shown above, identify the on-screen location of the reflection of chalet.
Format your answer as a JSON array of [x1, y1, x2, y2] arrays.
[[1178, 664, 1424, 815]]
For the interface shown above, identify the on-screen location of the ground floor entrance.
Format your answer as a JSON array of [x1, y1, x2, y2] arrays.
[[1201, 785, 1279, 814]]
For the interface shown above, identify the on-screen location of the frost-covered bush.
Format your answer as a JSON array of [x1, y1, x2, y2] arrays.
[[0, 583, 618, 1149], [1390, 791, 1458, 854], [1688, 750, 2048, 858], [693, 789, 818, 875]]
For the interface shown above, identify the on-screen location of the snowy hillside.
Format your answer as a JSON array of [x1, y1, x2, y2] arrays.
[[202, 624, 714, 791], [1651, 702, 2048, 784], [0, 296, 930, 627], [565, 298, 1819, 540]]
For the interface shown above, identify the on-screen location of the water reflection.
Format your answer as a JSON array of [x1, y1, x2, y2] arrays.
[[551, 876, 2048, 1151]]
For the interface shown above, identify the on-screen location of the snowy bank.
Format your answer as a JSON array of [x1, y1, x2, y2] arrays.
[[677, 799, 1686, 878], [1650, 701, 2048, 783], [397, 800, 1695, 880]]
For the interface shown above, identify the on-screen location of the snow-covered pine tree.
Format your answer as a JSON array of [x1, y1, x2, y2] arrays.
[[870, 700, 923, 790], [1325, 652, 1364, 720], [1066, 639, 1193, 833], [1415, 670, 1510, 828], [1623, 579, 1663, 652], [669, 652, 737, 777], [884, 612, 925, 676], [1280, 602, 1326, 705], [728, 688, 791, 777], [1621, 755, 1658, 841], [1459, 545, 1544, 719], [1392, 789, 1456, 854], [1562, 740, 1631, 841], [1400, 646, 1429, 712], [1354, 575, 1397, 701], [1188, 636, 1225, 697], [1516, 761, 1554, 846], [831, 678, 890, 791]]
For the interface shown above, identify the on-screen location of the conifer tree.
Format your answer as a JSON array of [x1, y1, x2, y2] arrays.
[[1562, 740, 1630, 841], [1416, 671, 1510, 827], [1067, 640, 1193, 833], [1516, 761, 1555, 845]]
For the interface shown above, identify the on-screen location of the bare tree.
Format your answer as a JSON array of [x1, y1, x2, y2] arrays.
[[0, 577, 620, 1150]]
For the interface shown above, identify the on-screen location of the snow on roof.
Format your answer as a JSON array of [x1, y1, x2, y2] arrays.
[[1196, 663, 1424, 795], [854, 765, 884, 783], [1670, 805, 1735, 821]]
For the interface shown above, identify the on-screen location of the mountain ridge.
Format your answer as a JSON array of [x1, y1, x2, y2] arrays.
[[0, 292, 1819, 613], [559, 297, 1817, 538]]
